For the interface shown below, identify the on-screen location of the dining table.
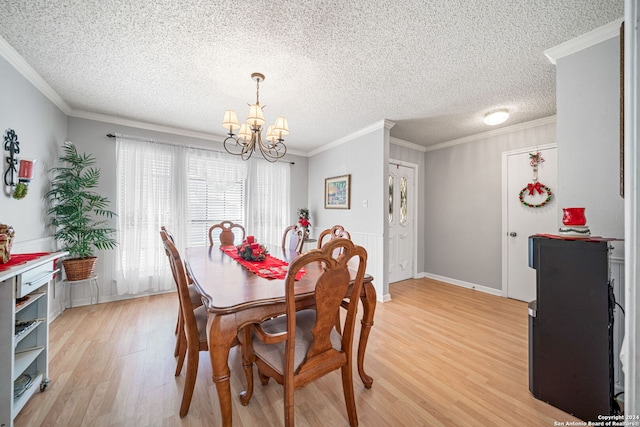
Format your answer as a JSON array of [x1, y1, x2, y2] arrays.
[[184, 243, 377, 427]]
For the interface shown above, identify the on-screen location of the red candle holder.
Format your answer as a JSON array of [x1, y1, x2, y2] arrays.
[[562, 207, 587, 226], [18, 159, 36, 182]]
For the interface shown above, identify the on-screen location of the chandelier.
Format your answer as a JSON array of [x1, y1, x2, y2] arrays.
[[222, 72, 288, 162]]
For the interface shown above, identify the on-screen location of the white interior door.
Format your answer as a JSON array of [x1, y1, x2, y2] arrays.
[[503, 145, 558, 302], [389, 163, 415, 283]]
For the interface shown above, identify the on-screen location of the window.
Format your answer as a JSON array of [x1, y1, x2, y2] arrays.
[[186, 152, 247, 246], [115, 135, 289, 295]]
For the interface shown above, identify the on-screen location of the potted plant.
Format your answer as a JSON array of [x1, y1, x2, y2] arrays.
[[297, 208, 311, 237], [46, 141, 117, 281]]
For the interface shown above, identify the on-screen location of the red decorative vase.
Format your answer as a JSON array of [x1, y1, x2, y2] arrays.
[[562, 207, 587, 226]]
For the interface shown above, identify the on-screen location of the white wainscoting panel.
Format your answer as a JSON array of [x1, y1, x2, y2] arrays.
[[348, 231, 386, 302]]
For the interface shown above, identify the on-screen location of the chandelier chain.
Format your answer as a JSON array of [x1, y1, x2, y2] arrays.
[[255, 77, 260, 106]]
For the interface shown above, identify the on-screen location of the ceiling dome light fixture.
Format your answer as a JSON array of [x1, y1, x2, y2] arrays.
[[483, 109, 509, 126], [222, 72, 288, 162]]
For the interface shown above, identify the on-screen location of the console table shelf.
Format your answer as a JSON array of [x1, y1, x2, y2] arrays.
[[0, 251, 67, 427]]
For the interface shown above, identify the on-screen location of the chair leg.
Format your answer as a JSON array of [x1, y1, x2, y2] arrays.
[[179, 345, 199, 417], [258, 368, 270, 385], [174, 311, 184, 357], [341, 363, 358, 426], [239, 326, 254, 406], [174, 306, 180, 335], [175, 330, 186, 376], [284, 381, 295, 427]]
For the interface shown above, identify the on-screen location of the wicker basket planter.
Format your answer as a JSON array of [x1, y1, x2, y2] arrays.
[[62, 257, 97, 281]]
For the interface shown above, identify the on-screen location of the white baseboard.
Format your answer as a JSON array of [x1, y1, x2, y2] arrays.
[[419, 272, 503, 297]]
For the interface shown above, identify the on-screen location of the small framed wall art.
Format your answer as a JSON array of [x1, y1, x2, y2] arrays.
[[324, 174, 351, 209]]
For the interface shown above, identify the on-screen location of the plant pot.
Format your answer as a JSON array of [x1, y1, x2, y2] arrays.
[[62, 257, 97, 281]]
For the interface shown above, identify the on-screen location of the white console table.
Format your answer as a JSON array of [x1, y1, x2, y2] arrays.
[[0, 251, 67, 427]]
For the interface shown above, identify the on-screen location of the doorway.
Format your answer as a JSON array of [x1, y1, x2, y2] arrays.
[[388, 160, 417, 283], [502, 144, 558, 302]]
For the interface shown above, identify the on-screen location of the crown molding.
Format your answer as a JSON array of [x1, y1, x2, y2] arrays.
[[307, 119, 395, 157], [390, 137, 427, 152], [424, 115, 557, 152], [544, 17, 624, 65], [71, 109, 227, 142], [71, 110, 307, 157], [0, 35, 71, 114]]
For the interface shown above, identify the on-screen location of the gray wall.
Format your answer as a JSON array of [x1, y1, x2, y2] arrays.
[[423, 121, 556, 291], [556, 36, 625, 255], [0, 55, 67, 247]]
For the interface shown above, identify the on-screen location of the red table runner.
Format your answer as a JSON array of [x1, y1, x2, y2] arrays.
[[221, 246, 305, 280], [0, 252, 51, 271]]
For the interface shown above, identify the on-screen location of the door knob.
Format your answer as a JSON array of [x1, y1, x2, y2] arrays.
[[509, 232, 517, 237]]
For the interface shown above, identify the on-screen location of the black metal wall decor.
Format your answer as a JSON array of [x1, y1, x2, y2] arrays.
[[3, 129, 20, 187]]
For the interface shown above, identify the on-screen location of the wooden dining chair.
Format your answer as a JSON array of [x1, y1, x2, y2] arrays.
[[241, 238, 368, 427], [208, 220, 246, 246], [317, 224, 351, 250], [160, 229, 209, 417], [161, 226, 203, 361], [281, 224, 306, 254]]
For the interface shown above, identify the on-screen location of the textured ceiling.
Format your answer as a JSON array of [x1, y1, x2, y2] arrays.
[[0, 1, 624, 154]]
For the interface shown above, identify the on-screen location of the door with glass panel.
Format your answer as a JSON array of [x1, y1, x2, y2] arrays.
[[388, 163, 415, 283]]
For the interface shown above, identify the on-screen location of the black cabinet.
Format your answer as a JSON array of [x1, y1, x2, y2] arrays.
[[528, 235, 614, 421]]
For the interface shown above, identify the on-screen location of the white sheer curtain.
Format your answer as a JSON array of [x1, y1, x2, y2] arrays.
[[115, 136, 188, 295], [245, 160, 291, 246], [115, 134, 290, 295]]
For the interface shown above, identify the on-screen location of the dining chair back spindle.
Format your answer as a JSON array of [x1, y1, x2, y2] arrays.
[[243, 238, 368, 427], [281, 224, 306, 254], [208, 220, 246, 246]]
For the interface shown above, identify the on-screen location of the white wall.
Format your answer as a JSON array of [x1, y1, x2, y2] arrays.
[[556, 36, 625, 255], [308, 122, 388, 300], [623, 0, 639, 414]]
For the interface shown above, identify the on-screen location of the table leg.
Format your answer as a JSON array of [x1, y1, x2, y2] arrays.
[[357, 281, 376, 388], [239, 326, 254, 406], [207, 313, 238, 427]]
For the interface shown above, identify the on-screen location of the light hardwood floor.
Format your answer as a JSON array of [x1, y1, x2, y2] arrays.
[[15, 278, 581, 426]]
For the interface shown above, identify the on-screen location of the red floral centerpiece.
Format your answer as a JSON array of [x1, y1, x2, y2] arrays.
[[237, 236, 268, 262]]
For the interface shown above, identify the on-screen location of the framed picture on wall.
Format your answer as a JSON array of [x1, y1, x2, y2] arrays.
[[324, 174, 351, 209]]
